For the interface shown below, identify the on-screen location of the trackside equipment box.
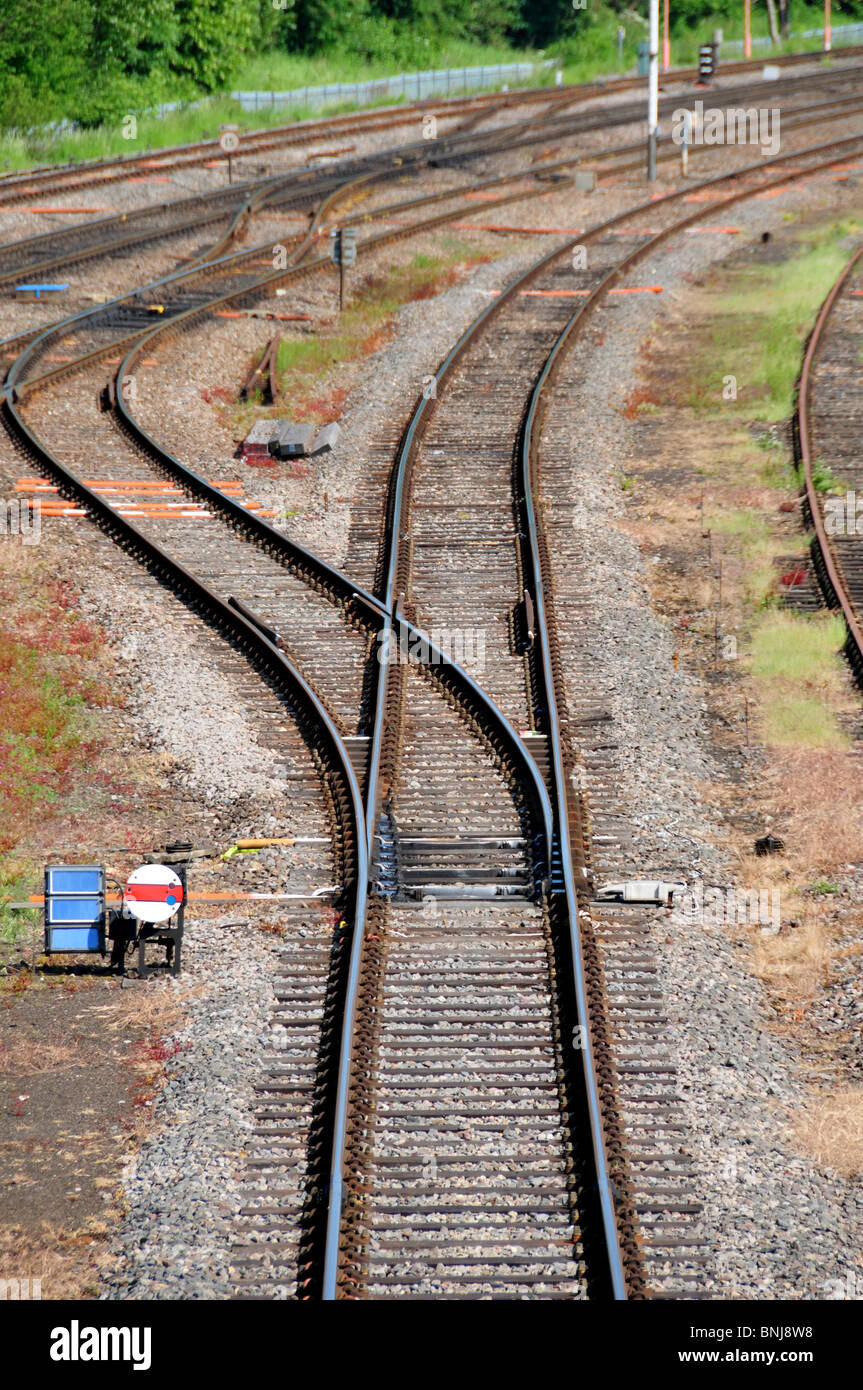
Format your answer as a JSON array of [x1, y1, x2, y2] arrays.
[[44, 865, 106, 955]]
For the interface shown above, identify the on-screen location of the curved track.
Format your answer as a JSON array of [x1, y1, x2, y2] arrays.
[[798, 244, 863, 682], [5, 91, 863, 1301], [1, 42, 859, 207], [313, 127, 863, 1300]]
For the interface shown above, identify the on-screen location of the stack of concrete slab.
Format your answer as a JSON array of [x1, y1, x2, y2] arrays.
[[267, 420, 317, 460], [242, 419, 278, 462], [242, 418, 341, 464]]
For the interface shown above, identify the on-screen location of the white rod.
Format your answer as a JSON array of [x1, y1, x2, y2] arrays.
[[648, 0, 660, 179]]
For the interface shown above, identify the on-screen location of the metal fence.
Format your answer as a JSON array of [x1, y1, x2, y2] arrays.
[[225, 61, 556, 114], [722, 20, 863, 53]]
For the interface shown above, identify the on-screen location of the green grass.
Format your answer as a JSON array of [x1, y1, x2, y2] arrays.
[[710, 506, 781, 607], [230, 239, 491, 431], [689, 221, 863, 420], [748, 611, 849, 747], [0, 38, 548, 172], [4, 3, 862, 171], [0, 864, 40, 962], [238, 39, 542, 92], [751, 611, 848, 682], [810, 456, 843, 493], [759, 694, 848, 746]]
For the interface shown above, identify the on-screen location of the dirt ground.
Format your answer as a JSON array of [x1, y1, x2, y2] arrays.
[[0, 972, 180, 1298]]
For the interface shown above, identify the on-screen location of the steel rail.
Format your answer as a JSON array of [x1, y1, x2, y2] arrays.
[[1, 43, 859, 206], [0, 382, 369, 936], [319, 604, 557, 1301], [8, 104, 612, 394], [315, 123, 863, 1302], [0, 379, 373, 1290], [797, 243, 863, 672], [0, 84, 575, 205], [2, 163, 595, 657], [512, 129, 863, 1299], [6, 63, 863, 369], [7, 117, 863, 1300], [60, 168, 579, 402]]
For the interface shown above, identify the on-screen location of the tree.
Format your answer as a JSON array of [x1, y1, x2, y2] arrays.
[[91, 0, 179, 76], [172, 0, 259, 91], [515, 0, 591, 48], [0, 0, 92, 125], [292, 0, 375, 52]]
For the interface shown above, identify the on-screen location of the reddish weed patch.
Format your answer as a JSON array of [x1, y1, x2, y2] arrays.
[[0, 554, 109, 853]]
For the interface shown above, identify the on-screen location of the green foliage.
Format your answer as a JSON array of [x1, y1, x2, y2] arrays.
[[91, 0, 180, 75], [6, 1, 863, 134], [172, 0, 259, 91], [810, 457, 842, 494], [515, 0, 591, 48], [0, 0, 93, 126]]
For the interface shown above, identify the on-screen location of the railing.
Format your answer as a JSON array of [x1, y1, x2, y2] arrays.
[[226, 61, 556, 113], [722, 20, 863, 53], [33, 59, 556, 136]]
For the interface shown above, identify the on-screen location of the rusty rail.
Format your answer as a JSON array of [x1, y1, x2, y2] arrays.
[[797, 243, 863, 672]]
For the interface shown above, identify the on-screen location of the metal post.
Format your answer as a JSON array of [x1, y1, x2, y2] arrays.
[[339, 257, 345, 314], [647, 0, 659, 180], [662, 0, 670, 69], [744, 0, 752, 58], [717, 559, 723, 636], [825, 0, 832, 50]]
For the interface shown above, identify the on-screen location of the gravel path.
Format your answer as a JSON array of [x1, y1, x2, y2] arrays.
[[99, 917, 280, 1300]]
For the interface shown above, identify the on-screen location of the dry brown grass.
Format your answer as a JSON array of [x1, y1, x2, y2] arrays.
[[773, 749, 863, 875], [752, 915, 828, 1002], [793, 1089, 863, 1178], [0, 1218, 117, 1300], [95, 979, 192, 1037], [0, 1040, 78, 1075]]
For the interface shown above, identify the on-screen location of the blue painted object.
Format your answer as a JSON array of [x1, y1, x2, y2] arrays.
[[15, 283, 69, 299], [44, 864, 106, 954], [47, 926, 103, 952]]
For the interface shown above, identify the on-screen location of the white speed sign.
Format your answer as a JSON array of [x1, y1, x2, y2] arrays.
[[219, 130, 240, 153]]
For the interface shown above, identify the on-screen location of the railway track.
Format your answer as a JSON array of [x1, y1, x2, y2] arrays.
[[12, 63, 863, 393], [1, 43, 859, 209], [308, 129, 863, 1300], [0, 86, 533, 207], [4, 56, 863, 319], [5, 106, 863, 1301], [797, 245, 863, 684]]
